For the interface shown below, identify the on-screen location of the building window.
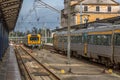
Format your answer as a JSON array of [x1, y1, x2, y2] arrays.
[[84, 6, 88, 11], [108, 6, 111, 12], [96, 6, 100, 11]]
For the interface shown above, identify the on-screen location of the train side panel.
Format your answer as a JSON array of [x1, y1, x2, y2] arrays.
[[53, 34, 60, 50], [114, 46, 120, 64], [87, 30, 113, 63], [71, 43, 84, 56], [114, 29, 120, 64], [53, 25, 120, 66]]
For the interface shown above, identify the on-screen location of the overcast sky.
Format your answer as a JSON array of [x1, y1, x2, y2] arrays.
[[15, 0, 64, 32], [117, 0, 120, 2], [15, 0, 120, 32]]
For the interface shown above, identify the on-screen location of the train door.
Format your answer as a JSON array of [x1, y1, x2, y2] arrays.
[[82, 33, 88, 56]]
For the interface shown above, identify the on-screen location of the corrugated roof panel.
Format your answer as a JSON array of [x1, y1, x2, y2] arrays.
[[0, 0, 23, 31]]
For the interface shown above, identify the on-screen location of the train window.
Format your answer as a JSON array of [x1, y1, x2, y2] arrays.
[[97, 35, 102, 45], [71, 36, 82, 43], [115, 34, 120, 46], [30, 37, 39, 41], [88, 35, 111, 46], [62, 36, 64, 42], [73, 36, 77, 43], [93, 35, 101, 45], [71, 36, 73, 43], [88, 35, 94, 44], [75, 36, 77, 43], [78, 36, 82, 43], [73, 36, 76, 43], [101, 35, 111, 46], [93, 35, 98, 45], [87, 36, 90, 44], [83, 33, 87, 43], [76, 36, 79, 43], [58, 36, 62, 42], [74, 36, 77, 43], [75, 36, 78, 43], [64, 36, 67, 42]]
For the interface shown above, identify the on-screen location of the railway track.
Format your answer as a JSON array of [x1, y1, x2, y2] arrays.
[[15, 46, 61, 80]]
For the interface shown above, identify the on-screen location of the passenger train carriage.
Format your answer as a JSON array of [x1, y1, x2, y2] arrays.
[[24, 34, 41, 48], [53, 25, 120, 67]]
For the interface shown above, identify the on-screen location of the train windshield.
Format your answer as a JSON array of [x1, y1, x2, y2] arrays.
[[30, 37, 39, 41]]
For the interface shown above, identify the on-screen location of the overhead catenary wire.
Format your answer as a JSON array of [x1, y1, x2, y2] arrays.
[[35, 0, 61, 13], [16, 0, 62, 32], [23, 0, 61, 21]]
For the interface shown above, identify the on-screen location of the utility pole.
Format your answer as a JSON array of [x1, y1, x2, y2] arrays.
[[67, 0, 71, 72], [45, 25, 47, 43], [42, 22, 47, 44]]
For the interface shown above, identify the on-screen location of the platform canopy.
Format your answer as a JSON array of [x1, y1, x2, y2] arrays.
[[0, 0, 23, 31]]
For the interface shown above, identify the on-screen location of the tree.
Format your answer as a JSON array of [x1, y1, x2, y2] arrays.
[[38, 28, 42, 34], [26, 30, 31, 35], [32, 27, 38, 34]]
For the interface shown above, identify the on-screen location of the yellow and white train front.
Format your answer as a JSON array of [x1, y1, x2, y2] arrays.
[[27, 34, 41, 48]]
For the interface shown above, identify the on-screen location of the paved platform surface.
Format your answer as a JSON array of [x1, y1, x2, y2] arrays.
[[32, 49, 120, 80], [0, 46, 21, 80]]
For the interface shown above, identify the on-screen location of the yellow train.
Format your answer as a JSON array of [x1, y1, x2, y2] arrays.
[[24, 34, 41, 48]]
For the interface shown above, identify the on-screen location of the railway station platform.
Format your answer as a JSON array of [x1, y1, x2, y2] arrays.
[[0, 46, 21, 80]]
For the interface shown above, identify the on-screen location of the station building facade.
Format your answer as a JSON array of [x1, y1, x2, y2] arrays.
[[61, 0, 120, 27]]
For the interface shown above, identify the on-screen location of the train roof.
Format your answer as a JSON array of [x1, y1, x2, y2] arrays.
[[27, 34, 41, 36], [55, 24, 120, 35], [113, 25, 120, 29]]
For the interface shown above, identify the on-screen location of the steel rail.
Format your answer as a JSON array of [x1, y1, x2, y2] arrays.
[[14, 46, 34, 80], [14, 48, 32, 80], [21, 46, 61, 80]]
